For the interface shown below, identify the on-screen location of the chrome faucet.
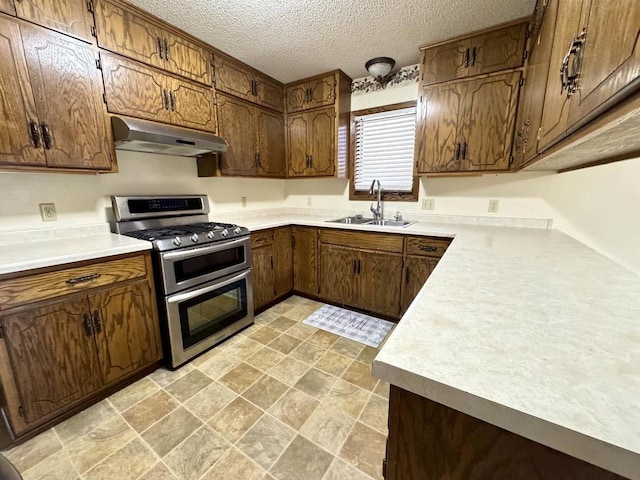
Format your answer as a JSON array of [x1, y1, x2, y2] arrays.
[[369, 179, 383, 221]]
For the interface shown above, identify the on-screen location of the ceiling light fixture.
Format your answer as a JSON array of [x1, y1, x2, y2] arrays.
[[365, 57, 396, 84]]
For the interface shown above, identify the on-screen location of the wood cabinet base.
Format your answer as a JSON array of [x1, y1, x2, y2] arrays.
[[385, 386, 628, 480]]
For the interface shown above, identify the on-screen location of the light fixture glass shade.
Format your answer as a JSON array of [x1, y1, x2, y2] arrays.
[[365, 57, 395, 79]]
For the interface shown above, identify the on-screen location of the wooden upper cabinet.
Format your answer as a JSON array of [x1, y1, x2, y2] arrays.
[[169, 77, 216, 132], [513, 0, 558, 169], [21, 23, 113, 170], [567, 0, 640, 129], [89, 281, 160, 385], [255, 107, 285, 177], [101, 52, 171, 125], [0, 16, 46, 167], [420, 22, 528, 86], [307, 107, 335, 175], [0, 297, 103, 425], [286, 74, 336, 113], [0, 0, 15, 15], [94, 0, 211, 85], [13, 0, 95, 42], [217, 93, 257, 176], [292, 226, 318, 296], [214, 54, 284, 112], [286, 112, 309, 176]]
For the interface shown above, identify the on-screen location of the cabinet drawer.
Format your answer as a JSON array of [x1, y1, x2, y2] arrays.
[[251, 230, 273, 248], [319, 229, 403, 253], [404, 237, 451, 258], [0, 255, 147, 310]]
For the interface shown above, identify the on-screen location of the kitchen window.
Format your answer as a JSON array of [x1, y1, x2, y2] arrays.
[[349, 101, 418, 201]]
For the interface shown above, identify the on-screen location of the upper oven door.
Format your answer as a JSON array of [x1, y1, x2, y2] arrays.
[[159, 236, 252, 294]]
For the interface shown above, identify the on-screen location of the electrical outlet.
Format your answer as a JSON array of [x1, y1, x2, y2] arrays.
[[39, 203, 57, 222], [307, 196, 312, 207], [488, 199, 500, 213], [240, 196, 247, 208], [422, 198, 435, 210]]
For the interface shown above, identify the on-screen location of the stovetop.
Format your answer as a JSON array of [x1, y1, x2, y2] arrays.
[[122, 222, 249, 251]]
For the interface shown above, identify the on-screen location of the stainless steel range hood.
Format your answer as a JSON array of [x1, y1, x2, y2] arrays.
[[111, 116, 228, 157]]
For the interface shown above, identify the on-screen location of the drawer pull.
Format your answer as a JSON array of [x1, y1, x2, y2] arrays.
[[419, 245, 438, 253], [92, 310, 102, 333], [82, 312, 93, 337], [65, 273, 101, 285]]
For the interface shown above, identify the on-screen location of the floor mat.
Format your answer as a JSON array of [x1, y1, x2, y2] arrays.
[[303, 304, 394, 348]]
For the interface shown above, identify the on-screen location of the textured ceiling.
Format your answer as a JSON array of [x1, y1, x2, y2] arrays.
[[128, 0, 536, 83]]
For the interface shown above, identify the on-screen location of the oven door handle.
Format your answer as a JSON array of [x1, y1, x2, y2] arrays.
[[166, 270, 251, 304], [161, 237, 249, 261]]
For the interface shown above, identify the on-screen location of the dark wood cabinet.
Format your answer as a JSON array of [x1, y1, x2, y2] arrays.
[[0, 0, 15, 15], [94, 0, 211, 85], [359, 250, 403, 318], [400, 256, 435, 315], [420, 22, 528, 86], [319, 244, 359, 306], [0, 253, 161, 440], [250, 228, 293, 311], [13, 0, 95, 42], [287, 107, 336, 177], [273, 227, 293, 297], [286, 74, 336, 113], [292, 227, 318, 296], [0, 19, 114, 171], [213, 54, 284, 112], [416, 71, 520, 173], [251, 245, 274, 311], [216, 93, 284, 177], [101, 52, 215, 133]]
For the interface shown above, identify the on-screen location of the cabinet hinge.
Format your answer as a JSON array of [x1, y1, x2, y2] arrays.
[[271, 256, 274, 269], [87, 0, 94, 13], [102, 93, 107, 104], [382, 458, 387, 478], [0, 324, 3, 338], [18, 406, 24, 417], [520, 77, 525, 87], [95, 57, 102, 70], [509, 155, 514, 165], [292, 236, 296, 248], [213, 97, 218, 106], [90, 25, 97, 37], [536, 126, 542, 142], [523, 50, 529, 61]]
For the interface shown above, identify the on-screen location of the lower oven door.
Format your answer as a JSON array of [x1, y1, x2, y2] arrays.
[[164, 269, 254, 368], [159, 236, 251, 294]]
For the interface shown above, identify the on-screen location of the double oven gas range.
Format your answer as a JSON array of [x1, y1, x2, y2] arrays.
[[111, 195, 253, 368]]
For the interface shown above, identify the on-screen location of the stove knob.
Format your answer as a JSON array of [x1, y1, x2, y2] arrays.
[[221, 229, 229, 237], [207, 231, 215, 239], [233, 227, 242, 235], [190, 233, 199, 243], [172, 236, 182, 246]]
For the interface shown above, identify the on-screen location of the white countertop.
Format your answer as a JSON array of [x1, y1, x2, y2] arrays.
[[234, 212, 640, 479], [0, 225, 151, 275]]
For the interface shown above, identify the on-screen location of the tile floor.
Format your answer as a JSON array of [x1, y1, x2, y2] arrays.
[[2, 296, 390, 480]]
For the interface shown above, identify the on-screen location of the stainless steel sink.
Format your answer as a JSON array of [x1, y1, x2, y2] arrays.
[[327, 216, 415, 228]]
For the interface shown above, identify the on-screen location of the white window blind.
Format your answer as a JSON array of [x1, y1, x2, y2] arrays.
[[354, 106, 416, 192]]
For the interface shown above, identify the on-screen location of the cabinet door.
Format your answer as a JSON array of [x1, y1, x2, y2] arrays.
[[415, 82, 463, 173], [457, 72, 520, 172], [14, 0, 94, 42], [308, 107, 335, 176], [255, 75, 284, 112], [273, 227, 293, 298], [567, 0, 640, 129], [252, 245, 275, 310], [213, 55, 254, 102], [94, 0, 165, 71], [359, 250, 402, 318], [1, 297, 102, 424], [101, 53, 171, 125], [467, 22, 528, 77], [22, 24, 113, 170], [256, 107, 285, 177], [319, 244, 359, 306], [420, 39, 470, 86], [513, 0, 558, 169], [286, 111, 309, 176], [307, 74, 336, 110], [286, 82, 309, 113], [89, 282, 160, 384], [170, 77, 216, 132], [0, 0, 15, 15], [292, 227, 318, 296], [0, 16, 46, 166], [217, 94, 257, 176], [400, 256, 435, 315], [538, 0, 584, 151], [164, 31, 211, 85]]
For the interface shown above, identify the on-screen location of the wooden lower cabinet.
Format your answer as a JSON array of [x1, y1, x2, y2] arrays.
[[0, 252, 162, 440], [251, 227, 293, 311], [319, 244, 359, 306], [292, 227, 318, 296], [400, 256, 436, 314], [273, 227, 293, 297], [251, 245, 275, 311], [385, 386, 627, 479]]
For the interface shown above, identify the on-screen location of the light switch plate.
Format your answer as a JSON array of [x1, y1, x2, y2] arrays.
[[488, 199, 500, 213], [39, 203, 57, 222], [422, 198, 435, 210]]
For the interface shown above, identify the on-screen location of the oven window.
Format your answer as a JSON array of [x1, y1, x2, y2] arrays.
[[179, 277, 248, 349], [175, 246, 245, 283]]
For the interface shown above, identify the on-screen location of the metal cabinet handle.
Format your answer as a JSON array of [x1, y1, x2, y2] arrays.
[[560, 29, 587, 97], [357, 259, 361, 274], [309, 155, 313, 169], [169, 91, 176, 111], [461, 142, 467, 160], [353, 259, 357, 274], [463, 47, 470, 68], [29, 120, 42, 148], [82, 312, 93, 337], [256, 153, 261, 168], [65, 273, 101, 285], [92, 310, 102, 333], [157, 36, 163, 59], [455, 142, 461, 160], [419, 245, 438, 253], [162, 89, 169, 110], [254, 153, 259, 168], [405, 266, 410, 284], [164, 38, 170, 61], [471, 46, 477, 66], [40, 123, 52, 149]]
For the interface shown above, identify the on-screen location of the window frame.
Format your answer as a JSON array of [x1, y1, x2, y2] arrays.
[[349, 100, 419, 202]]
